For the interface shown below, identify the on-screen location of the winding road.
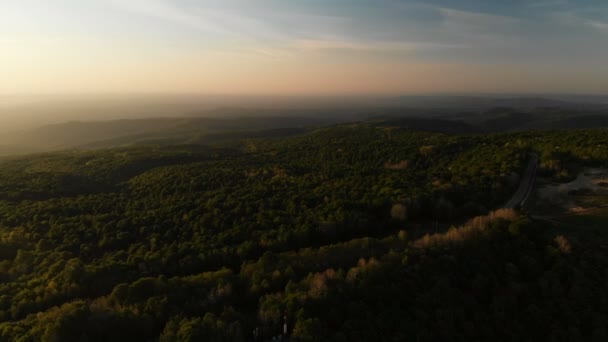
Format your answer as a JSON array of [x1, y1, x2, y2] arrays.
[[504, 153, 538, 209]]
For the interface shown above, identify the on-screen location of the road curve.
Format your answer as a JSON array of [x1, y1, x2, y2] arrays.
[[504, 153, 538, 209]]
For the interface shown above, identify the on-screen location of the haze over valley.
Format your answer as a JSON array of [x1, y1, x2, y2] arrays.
[[2, 94, 608, 156]]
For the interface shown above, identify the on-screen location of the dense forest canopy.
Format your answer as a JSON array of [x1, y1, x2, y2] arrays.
[[0, 123, 606, 341]]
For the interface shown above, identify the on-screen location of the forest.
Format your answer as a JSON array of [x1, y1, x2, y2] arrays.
[[0, 123, 607, 341]]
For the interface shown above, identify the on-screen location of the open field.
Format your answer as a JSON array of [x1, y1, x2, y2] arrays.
[[529, 168, 608, 213], [527, 168, 608, 235]]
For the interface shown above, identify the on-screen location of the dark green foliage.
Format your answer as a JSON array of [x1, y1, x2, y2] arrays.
[[0, 125, 606, 341]]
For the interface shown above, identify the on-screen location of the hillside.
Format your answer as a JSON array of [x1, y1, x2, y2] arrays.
[[0, 124, 607, 340], [0, 116, 333, 155]]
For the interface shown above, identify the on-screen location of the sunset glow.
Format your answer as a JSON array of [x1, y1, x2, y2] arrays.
[[2, 0, 608, 94]]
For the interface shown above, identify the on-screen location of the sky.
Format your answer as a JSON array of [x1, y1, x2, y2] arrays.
[[1, 0, 608, 95]]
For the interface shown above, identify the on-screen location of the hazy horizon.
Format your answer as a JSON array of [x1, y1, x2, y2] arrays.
[[2, 0, 608, 148]]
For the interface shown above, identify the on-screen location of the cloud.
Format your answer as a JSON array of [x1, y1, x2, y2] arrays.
[[55, 0, 608, 64], [438, 7, 521, 33], [292, 39, 466, 53], [106, 0, 462, 57], [106, 0, 284, 41], [548, 10, 608, 34], [525, 0, 570, 9], [587, 19, 608, 32]]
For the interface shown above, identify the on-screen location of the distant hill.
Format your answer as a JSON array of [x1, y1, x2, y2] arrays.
[[2, 95, 608, 156], [0, 116, 333, 155], [373, 117, 481, 134], [382, 95, 580, 110], [530, 114, 608, 130]]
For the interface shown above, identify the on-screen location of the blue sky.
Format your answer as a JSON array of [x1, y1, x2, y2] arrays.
[[1, 0, 607, 94]]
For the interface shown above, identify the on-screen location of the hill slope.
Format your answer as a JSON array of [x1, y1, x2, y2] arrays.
[[0, 125, 606, 340]]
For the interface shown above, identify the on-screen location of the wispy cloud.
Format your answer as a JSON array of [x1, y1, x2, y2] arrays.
[[587, 19, 608, 32], [106, 0, 453, 57], [15, 0, 608, 64], [437, 7, 521, 36], [548, 10, 608, 34], [525, 0, 570, 9], [292, 38, 466, 53], [107, 0, 285, 41], [3, 0, 608, 94]]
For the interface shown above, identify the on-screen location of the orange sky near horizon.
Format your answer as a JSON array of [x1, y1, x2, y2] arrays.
[[2, 0, 608, 95]]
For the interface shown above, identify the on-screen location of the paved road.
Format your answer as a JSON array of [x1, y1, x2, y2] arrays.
[[504, 153, 538, 209]]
